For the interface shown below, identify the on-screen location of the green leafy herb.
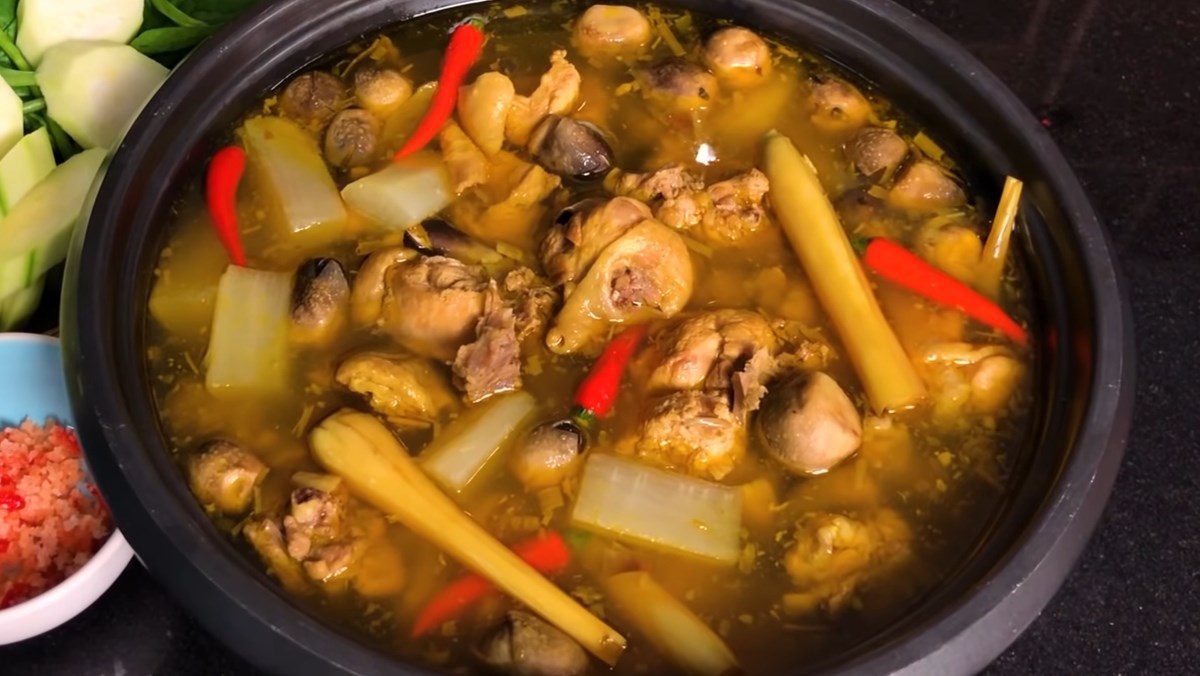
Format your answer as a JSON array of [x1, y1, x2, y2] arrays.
[[132, 25, 214, 54], [0, 67, 35, 87], [149, 0, 209, 29]]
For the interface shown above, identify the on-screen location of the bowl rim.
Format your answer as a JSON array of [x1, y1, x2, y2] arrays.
[[0, 333, 135, 644], [61, 0, 1135, 674]]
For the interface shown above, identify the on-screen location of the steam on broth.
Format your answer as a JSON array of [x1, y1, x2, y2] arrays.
[[145, 2, 1034, 673]]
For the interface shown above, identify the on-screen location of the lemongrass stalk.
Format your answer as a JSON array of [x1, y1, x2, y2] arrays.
[[978, 176, 1024, 299], [762, 130, 925, 412], [310, 410, 627, 665]]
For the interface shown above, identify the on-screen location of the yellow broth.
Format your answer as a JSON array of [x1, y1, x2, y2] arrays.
[[145, 2, 1035, 673]]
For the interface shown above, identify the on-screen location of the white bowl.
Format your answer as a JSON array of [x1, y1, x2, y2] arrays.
[[0, 334, 135, 644], [0, 530, 135, 644]]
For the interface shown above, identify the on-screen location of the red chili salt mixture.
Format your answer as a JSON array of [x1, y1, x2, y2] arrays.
[[0, 418, 111, 609]]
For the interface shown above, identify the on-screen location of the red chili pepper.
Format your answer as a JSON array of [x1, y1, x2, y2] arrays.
[[570, 324, 648, 424], [205, 145, 248, 266], [857, 237, 1028, 346], [394, 18, 486, 160], [411, 531, 570, 637], [0, 490, 24, 511]]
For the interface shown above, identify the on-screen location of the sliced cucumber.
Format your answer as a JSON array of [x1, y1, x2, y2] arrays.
[[0, 128, 56, 214], [17, 0, 144, 66], [0, 80, 22, 159], [36, 41, 168, 149], [0, 148, 106, 300], [0, 276, 46, 331]]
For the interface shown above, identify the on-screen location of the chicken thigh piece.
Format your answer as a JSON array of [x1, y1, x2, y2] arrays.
[[545, 218, 693, 356]]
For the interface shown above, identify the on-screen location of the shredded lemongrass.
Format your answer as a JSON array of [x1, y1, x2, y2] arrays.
[[977, 176, 1024, 299], [912, 131, 946, 162], [681, 234, 713, 258], [293, 403, 316, 436], [647, 7, 686, 57]]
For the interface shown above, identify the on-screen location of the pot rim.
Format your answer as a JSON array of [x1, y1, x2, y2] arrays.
[[61, 1, 1134, 674]]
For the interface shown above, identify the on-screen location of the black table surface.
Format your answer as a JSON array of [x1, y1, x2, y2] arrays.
[[9, 0, 1198, 673]]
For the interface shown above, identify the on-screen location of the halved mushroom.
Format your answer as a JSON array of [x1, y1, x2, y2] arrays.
[[528, 115, 614, 181], [479, 611, 589, 676], [509, 420, 585, 491], [638, 59, 720, 114], [888, 160, 966, 212], [702, 27, 773, 89], [808, 77, 871, 134], [756, 371, 863, 475], [186, 439, 268, 515], [846, 127, 908, 179], [291, 258, 350, 347], [573, 4, 652, 62], [323, 109, 380, 169], [353, 65, 412, 118], [279, 71, 345, 128]]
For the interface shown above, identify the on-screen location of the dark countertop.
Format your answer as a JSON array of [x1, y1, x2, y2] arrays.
[[9, 0, 1198, 673]]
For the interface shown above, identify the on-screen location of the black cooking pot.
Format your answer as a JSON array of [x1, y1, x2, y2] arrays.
[[61, 0, 1134, 673]]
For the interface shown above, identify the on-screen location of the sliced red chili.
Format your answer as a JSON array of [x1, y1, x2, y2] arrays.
[[205, 145, 248, 266], [394, 18, 486, 160], [857, 237, 1028, 346], [571, 324, 649, 424]]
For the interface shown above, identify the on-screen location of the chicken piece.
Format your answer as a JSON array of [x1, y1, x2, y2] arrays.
[[643, 309, 778, 397], [283, 484, 359, 582], [702, 27, 773, 89], [920, 342, 1025, 421], [278, 71, 344, 128], [352, 539, 407, 598], [635, 390, 744, 481], [610, 163, 704, 208], [638, 59, 720, 115], [540, 197, 653, 286], [439, 120, 489, 193], [335, 352, 459, 427], [970, 354, 1024, 414], [447, 151, 562, 249], [846, 127, 907, 179], [755, 371, 863, 475], [697, 169, 772, 245], [546, 220, 694, 355], [480, 610, 589, 676], [610, 165, 771, 246], [458, 71, 516, 155], [808, 77, 871, 134], [573, 5, 652, 62], [186, 440, 267, 516], [349, 247, 416, 327], [454, 284, 522, 403], [888, 160, 966, 212], [244, 518, 311, 595], [353, 252, 490, 360], [782, 508, 913, 617], [354, 65, 412, 118], [506, 50, 582, 146], [915, 220, 983, 283], [324, 109, 380, 170], [502, 267, 558, 344]]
